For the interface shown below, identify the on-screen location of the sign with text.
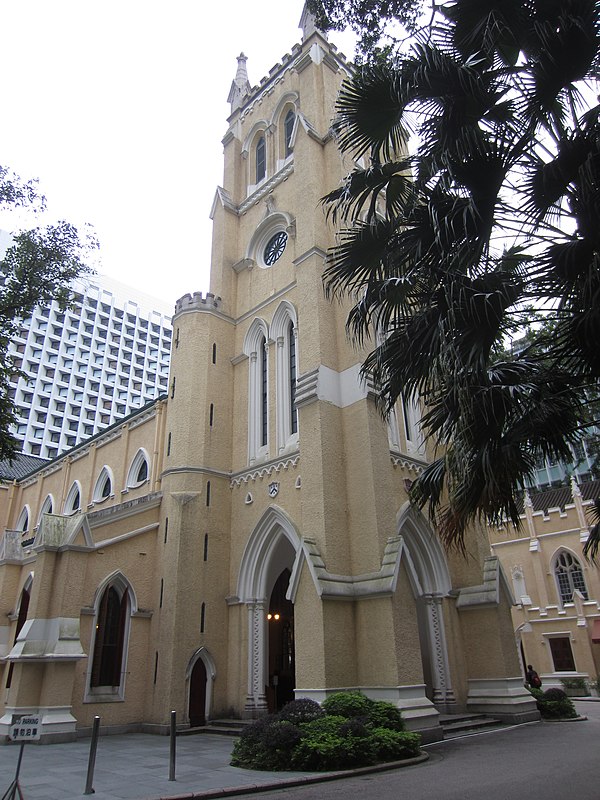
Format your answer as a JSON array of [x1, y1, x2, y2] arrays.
[[10, 714, 41, 741]]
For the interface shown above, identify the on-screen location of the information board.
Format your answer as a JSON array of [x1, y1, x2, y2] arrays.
[[10, 715, 41, 741]]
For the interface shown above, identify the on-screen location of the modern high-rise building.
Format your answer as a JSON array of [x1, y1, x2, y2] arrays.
[[7, 273, 172, 459]]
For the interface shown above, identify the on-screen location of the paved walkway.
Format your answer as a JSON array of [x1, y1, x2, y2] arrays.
[[0, 729, 349, 800], [0, 701, 596, 800]]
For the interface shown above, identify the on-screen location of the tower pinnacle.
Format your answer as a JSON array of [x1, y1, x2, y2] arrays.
[[299, 1, 326, 40], [228, 52, 251, 113]]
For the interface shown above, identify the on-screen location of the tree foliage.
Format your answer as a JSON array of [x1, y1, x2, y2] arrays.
[[0, 165, 96, 461], [307, 0, 427, 55], [320, 0, 600, 552]]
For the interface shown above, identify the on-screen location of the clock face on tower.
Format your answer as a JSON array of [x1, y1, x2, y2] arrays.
[[263, 231, 288, 266]]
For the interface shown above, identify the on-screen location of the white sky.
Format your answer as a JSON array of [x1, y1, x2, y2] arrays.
[[0, 1, 356, 309]]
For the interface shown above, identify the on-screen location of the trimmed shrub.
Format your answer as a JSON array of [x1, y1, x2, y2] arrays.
[[527, 686, 577, 719], [278, 698, 325, 725], [322, 691, 372, 719], [292, 715, 376, 771], [560, 677, 589, 696], [370, 728, 422, 761], [366, 700, 405, 732], [231, 718, 302, 771], [543, 688, 569, 702], [230, 692, 421, 772], [339, 716, 370, 738]]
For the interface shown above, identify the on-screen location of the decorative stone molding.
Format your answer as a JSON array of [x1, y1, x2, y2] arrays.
[[210, 186, 238, 219], [390, 452, 427, 474], [86, 492, 162, 525], [230, 455, 300, 487], [295, 363, 371, 410], [289, 535, 404, 600], [239, 162, 295, 215], [233, 257, 256, 274], [243, 601, 269, 718], [293, 246, 327, 267], [455, 556, 510, 609], [128, 407, 157, 431]]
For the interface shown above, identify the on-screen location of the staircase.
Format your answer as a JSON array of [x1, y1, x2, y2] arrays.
[[438, 712, 505, 740], [179, 718, 252, 737], [182, 713, 506, 740]]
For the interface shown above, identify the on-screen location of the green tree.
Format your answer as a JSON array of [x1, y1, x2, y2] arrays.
[[307, 0, 427, 55], [320, 0, 600, 552], [0, 165, 96, 461]]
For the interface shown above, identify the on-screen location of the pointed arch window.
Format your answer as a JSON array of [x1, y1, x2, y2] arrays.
[[400, 393, 424, 455], [272, 303, 299, 455], [91, 586, 128, 687], [243, 320, 270, 465], [284, 109, 295, 157], [554, 551, 588, 605], [256, 136, 266, 183], [37, 495, 53, 528], [127, 449, 150, 488], [260, 335, 268, 447], [15, 506, 29, 533], [93, 467, 113, 503], [64, 482, 81, 515], [86, 575, 134, 700], [289, 320, 297, 435]]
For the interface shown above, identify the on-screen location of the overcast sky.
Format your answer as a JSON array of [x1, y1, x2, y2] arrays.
[[0, 1, 356, 310]]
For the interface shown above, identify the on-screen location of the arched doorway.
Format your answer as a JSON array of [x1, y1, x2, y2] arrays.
[[397, 503, 455, 707], [189, 658, 207, 726], [267, 568, 295, 712], [237, 506, 300, 717], [185, 648, 216, 727]]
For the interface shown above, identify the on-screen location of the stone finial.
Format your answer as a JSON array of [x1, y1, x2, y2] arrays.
[[227, 52, 251, 113], [299, 2, 326, 41]]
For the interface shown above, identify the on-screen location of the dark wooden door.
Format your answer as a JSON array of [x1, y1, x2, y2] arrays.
[[189, 658, 207, 727]]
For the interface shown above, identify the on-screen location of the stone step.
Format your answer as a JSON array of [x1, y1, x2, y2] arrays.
[[438, 713, 505, 739], [179, 718, 251, 737], [184, 713, 506, 740]]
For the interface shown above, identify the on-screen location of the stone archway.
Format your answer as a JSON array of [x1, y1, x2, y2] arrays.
[[237, 506, 301, 718], [185, 647, 216, 726], [397, 503, 455, 708]]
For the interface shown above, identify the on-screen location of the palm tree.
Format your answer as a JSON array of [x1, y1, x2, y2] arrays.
[[322, 0, 600, 551]]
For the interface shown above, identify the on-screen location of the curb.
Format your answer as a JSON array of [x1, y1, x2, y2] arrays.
[[151, 752, 429, 800]]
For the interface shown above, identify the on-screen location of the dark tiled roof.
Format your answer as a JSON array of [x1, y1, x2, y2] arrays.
[[0, 453, 49, 481], [529, 486, 572, 513], [0, 395, 167, 484], [581, 479, 600, 502], [528, 479, 600, 513]]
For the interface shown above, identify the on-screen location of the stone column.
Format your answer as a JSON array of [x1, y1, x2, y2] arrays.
[[243, 601, 268, 718], [424, 595, 456, 706]]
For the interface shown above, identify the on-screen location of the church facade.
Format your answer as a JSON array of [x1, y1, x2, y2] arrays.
[[489, 480, 600, 690], [0, 12, 536, 743]]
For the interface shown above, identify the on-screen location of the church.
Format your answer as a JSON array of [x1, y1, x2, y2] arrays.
[[0, 8, 537, 743]]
